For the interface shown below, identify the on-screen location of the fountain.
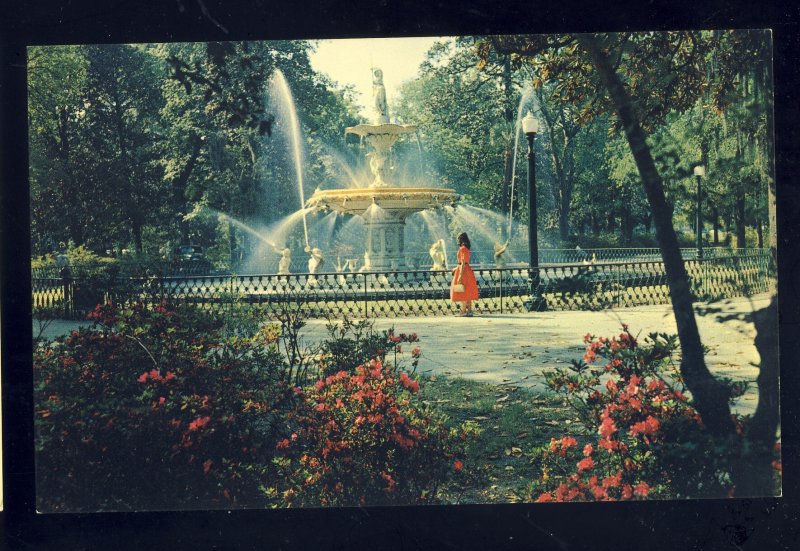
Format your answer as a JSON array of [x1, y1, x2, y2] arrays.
[[305, 67, 460, 271]]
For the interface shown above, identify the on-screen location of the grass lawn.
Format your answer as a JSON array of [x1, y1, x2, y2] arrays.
[[417, 374, 581, 504]]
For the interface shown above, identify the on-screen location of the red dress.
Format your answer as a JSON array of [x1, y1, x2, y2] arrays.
[[450, 245, 479, 302]]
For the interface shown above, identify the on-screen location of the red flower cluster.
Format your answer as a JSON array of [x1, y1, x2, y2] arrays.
[[274, 358, 458, 507], [188, 416, 211, 431], [137, 369, 176, 383], [535, 326, 718, 503]]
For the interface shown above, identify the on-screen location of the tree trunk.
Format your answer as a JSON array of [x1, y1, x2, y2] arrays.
[[606, 211, 616, 232], [132, 219, 143, 252], [736, 195, 746, 248], [559, 141, 575, 241], [757, 218, 763, 248], [173, 135, 203, 244], [620, 199, 634, 244], [592, 213, 600, 236], [559, 187, 571, 241], [57, 108, 84, 246], [643, 213, 652, 234], [501, 54, 515, 234], [763, 34, 777, 265], [578, 34, 735, 436], [712, 206, 720, 245], [731, 32, 780, 496]]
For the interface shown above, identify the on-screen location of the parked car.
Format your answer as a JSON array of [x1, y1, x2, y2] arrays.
[[173, 245, 212, 275]]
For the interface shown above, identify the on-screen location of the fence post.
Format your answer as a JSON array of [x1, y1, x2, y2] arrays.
[[701, 257, 707, 299], [60, 266, 72, 318], [499, 269, 504, 314], [229, 274, 235, 312], [362, 272, 368, 318]]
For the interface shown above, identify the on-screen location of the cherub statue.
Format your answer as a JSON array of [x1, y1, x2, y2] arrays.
[[359, 251, 373, 273], [335, 256, 347, 286], [305, 245, 324, 287], [269, 243, 292, 275], [305, 245, 324, 274], [493, 241, 509, 268], [429, 239, 447, 271]]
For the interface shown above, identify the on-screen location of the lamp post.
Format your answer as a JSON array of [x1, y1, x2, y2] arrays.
[[522, 111, 543, 311], [694, 165, 705, 259]]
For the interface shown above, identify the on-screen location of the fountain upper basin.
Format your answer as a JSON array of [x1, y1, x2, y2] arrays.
[[306, 187, 460, 218]]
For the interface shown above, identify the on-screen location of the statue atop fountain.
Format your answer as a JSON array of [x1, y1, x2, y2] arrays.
[[372, 68, 389, 125]]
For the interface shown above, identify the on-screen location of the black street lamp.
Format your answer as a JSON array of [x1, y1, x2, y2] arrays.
[[694, 165, 705, 259], [522, 111, 544, 311]]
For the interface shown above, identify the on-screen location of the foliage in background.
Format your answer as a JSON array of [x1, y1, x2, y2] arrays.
[[29, 33, 771, 262], [29, 41, 360, 262]]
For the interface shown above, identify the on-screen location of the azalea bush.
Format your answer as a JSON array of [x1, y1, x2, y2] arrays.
[[529, 325, 753, 502], [271, 358, 472, 507], [316, 317, 421, 377], [34, 301, 298, 511], [34, 301, 465, 510]]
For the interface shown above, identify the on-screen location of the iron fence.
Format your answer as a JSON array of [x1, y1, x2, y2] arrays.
[[32, 250, 774, 319]]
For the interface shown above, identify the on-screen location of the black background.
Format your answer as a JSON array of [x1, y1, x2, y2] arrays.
[[2, 0, 799, 548]]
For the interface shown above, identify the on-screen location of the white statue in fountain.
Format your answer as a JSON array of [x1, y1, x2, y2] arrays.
[[429, 239, 447, 270], [493, 241, 509, 268], [335, 256, 348, 286], [305, 245, 324, 286], [269, 243, 292, 275], [359, 251, 373, 272]]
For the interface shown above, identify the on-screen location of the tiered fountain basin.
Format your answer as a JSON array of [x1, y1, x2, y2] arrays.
[[345, 123, 417, 140], [306, 187, 460, 270], [306, 187, 458, 217]]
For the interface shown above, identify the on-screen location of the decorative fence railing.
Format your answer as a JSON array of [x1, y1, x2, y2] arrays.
[[240, 247, 768, 274], [31, 247, 766, 279], [32, 250, 774, 320]]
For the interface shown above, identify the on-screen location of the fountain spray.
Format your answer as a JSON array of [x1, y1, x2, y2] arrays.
[[271, 69, 310, 249]]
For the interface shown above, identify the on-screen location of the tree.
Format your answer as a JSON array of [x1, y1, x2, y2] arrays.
[[81, 44, 168, 253], [162, 40, 360, 263], [394, 38, 528, 227], [28, 45, 92, 252], [533, 83, 593, 242], [488, 30, 778, 493]]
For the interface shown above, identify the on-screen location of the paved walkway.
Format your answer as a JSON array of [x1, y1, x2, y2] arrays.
[[34, 294, 773, 416]]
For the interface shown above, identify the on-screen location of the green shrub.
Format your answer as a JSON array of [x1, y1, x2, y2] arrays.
[[34, 301, 296, 511], [316, 317, 420, 377]]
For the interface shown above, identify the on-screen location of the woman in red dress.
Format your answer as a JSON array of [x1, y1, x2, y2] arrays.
[[450, 232, 479, 316]]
